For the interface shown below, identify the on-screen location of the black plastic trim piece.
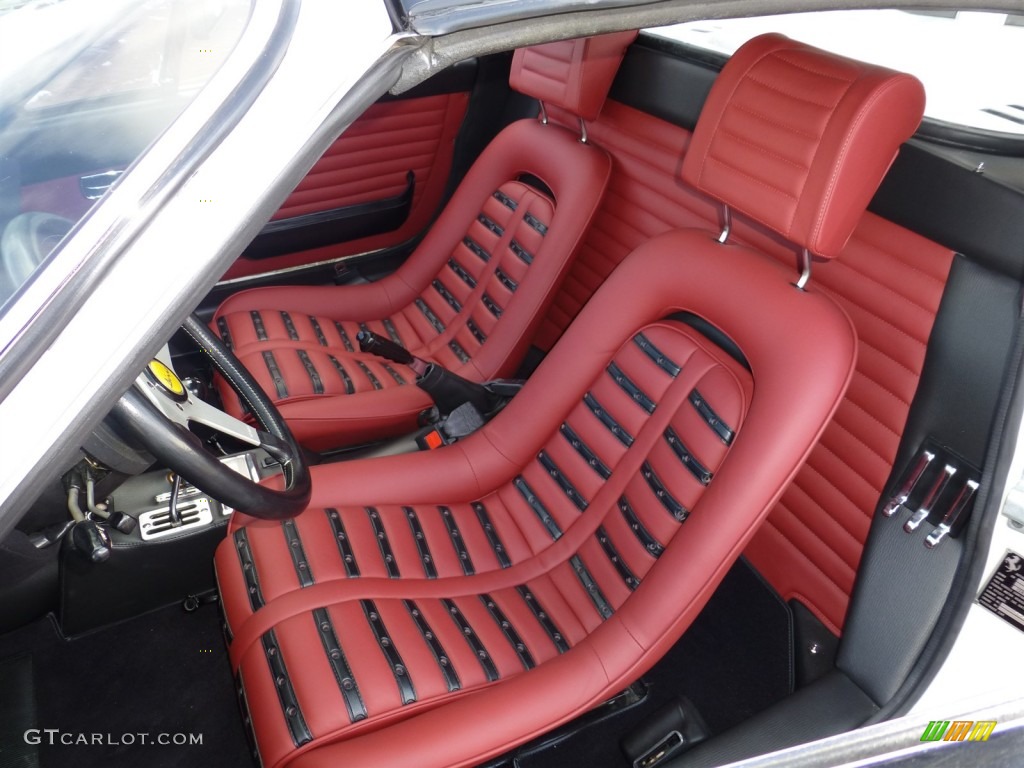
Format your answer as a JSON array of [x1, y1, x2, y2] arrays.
[[473, 502, 511, 568], [216, 317, 233, 349], [449, 340, 471, 364], [664, 427, 713, 486], [327, 355, 355, 394], [509, 239, 533, 265], [560, 422, 611, 479], [250, 310, 268, 341], [262, 629, 312, 747], [618, 496, 664, 557], [478, 213, 504, 236], [513, 476, 562, 540], [537, 450, 588, 511], [642, 461, 688, 522], [516, 585, 570, 654], [312, 607, 367, 722], [607, 362, 656, 413], [448, 258, 477, 288], [405, 599, 461, 692], [443, 597, 500, 682], [634, 333, 681, 377], [415, 298, 446, 333], [262, 351, 287, 398], [296, 350, 324, 394], [481, 594, 535, 670], [495, 267, 518, 292], [669, 311, 750, 372], [524, 212, 548, 236], [462, 236, 490, 262], [326, 508, 359, 577], [689, 389, 735, 445], [596, 525, 639, 590], [234, 528, 264, 612], [433, 279, 462, 312], [404, 507, 437, 578], [309, 316, 328, 347], [570, 554, 613, 620], [493, 189, 518, 210], [366, 507, 400, 578], [356, 360, 382, 391], [282, 519, 314, 588], [383, 363, 406, 385], [383, 317, 402, 345], [482, 293, 503, 318], [243, 171, 414, 260], [334, 321, 355, 352], [584, 392, 634, 447], [280, 311, 299, 340], [467, 319, 487, 344], [439, 505, 474, 575], [362, 599, 417, 705]]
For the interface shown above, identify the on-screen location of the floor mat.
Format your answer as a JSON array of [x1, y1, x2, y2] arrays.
[[0, 602, 250, 768]]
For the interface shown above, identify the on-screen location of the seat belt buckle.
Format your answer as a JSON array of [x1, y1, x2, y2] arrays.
[[416, 428, 446, 451]]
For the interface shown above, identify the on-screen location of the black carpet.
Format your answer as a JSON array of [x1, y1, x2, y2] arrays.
[[0, 602, 251, 768]]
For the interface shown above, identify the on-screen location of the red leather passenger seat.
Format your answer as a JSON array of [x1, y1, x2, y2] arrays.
[[214, 35, 923, 768], [211, 34, 636, 451]]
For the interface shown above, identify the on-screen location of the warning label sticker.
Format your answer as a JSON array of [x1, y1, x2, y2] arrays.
[[977, 550, 1024, 633]]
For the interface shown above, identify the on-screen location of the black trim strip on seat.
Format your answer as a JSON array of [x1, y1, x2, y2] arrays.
[[641, 461, 688, 522], [404, 507, 437, 578], [467, 319, 487, 345], [415, 298, 446, 333], [262, 629, 312, 746], [462, 236, 490, 262], [262, 351, 288, 398], [617, 496, 664, 557], [333, 321, 355, 352], [473, 502, 511, 568], [689, 389, 735, 445], [524, 212, 548, 235], [448, 258, 477, 288], [234, 528, 264, 611], [607, 362, 656, 413], [449, 340, 471, 364], [361, 600, 417, 705], [250, 310, 268, 341], [495, 268, 518, 292], [366, 507, 400, 577], [296, 350, 324, 394], [513, 476, 562, 539], [216, 317, 233, 349], [282, 519, 314, 588], [482, 293, 502, 318], [383, 363, 406, 385], [537, 450, 588, 511], [309, 316, 329, 347], [382, 317, 402, 345], [584, 392, 634, 447], [356, 360, 382, 390], [443, 598, 500, 682], [327, 355, 355, 394], [664, 427, 713, 485], [325, 508, 359, 577], [235, 671, 260, 764], [312, 607, 367, 722], [404, 600, 460, 692], [433, 279, 463, 312], [280, 311, 300, 341], [493, 189, 518, 210], [560, 422, 611, 479], [569, 554, 613, 620], [634, 333, 681, 377], [516, 585, 570, 654], [509, 239, 533, 265], [596, 525, 639, 590], [478, 213, 504, 236], [439, 506, 474, 575], [481, 594, 535, 670]]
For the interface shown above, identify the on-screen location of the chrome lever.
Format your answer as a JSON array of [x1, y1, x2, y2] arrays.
[[926, 479, 980, 548], [905, 464, 956, 533], [883, 450, 936, 517]]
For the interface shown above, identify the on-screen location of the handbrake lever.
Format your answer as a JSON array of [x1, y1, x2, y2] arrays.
[[357, 331, 427, 376]]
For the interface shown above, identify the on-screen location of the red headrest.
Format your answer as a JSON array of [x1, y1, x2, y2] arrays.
[[510, 31, 638, 122], [681, 33, 925, 260]]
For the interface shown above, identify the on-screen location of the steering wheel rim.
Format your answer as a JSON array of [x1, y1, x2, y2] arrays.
[[111, 314, 312, 519]]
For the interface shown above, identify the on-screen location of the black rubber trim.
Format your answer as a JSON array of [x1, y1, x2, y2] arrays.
[[235, 671, 261, 766], [608, 362, 656, 414], [634, 333, 681, 377], [244, 170, 414, 260], [481, 594, 535, 670], [250, 310, 268, 341], [524, 212, 547, 235], [362, 600, 416, 705], [366, 507, 400, 578], [327, 355, 355, 394], [383, 363, 406, 385], [495, 267, 518, 292], [262, 629, 312, 747], [439, 505, 474, 575], [537, 450, 588, 511], [467, 319, 487, 344], [448, 258, 477, 288], [517, 585, 569, 654], [326, 508, 359, 577], [309, 316, 329, 347], [482, 293, 502, 318], [383, 317, 402, 345], [448, 340, 471, 364], [405, 600, 460, 692], [473, 502, 511, 568], [234, 528, 264, 612], [433, 279, 462, 312], [584, 392, 634, 447], [569, 554, 613, 620], [296, 350, 324, 395], [462, 236, 490, 262], [596, 525, 639, 590], [404, 507, 437, 578], [478, 213, 504, 236], [509, 239, 533, 265], [664, 427, 713, 486], [282, 519, 314, 588], [216, 317, 233, 349], [669, 311, 750, 372], [443, 598, 499, 682], [560, 422, 611, 479], [280, 311, 299, 341], [415, 298, 446, 333], [356, 360, 382, 391], [642, 461, 688, 522], [333, 321, 355, 352], [312, 607, 367, 723], [513, 476, 562, 540], [262, 351, 288, 399], [493, 189, 518, 210], [618, 496, 664, 557], [689, 389, 735, 445]]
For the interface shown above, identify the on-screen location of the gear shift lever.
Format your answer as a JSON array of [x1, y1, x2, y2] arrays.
[[167, 473, 184, 527]]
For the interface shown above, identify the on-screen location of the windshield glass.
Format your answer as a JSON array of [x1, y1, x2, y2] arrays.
[[0, 0, 252, 317]]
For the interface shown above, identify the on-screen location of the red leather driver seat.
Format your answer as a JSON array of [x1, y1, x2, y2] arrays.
[[214, 34, 924, 768], [211, 33, 637, 451]]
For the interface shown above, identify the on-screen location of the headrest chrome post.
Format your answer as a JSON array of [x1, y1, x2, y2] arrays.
[[795, 248, 813, 291], [539, 101, 548, 125], [717, 204, 732, 244], [578, 118, 588, 144]]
